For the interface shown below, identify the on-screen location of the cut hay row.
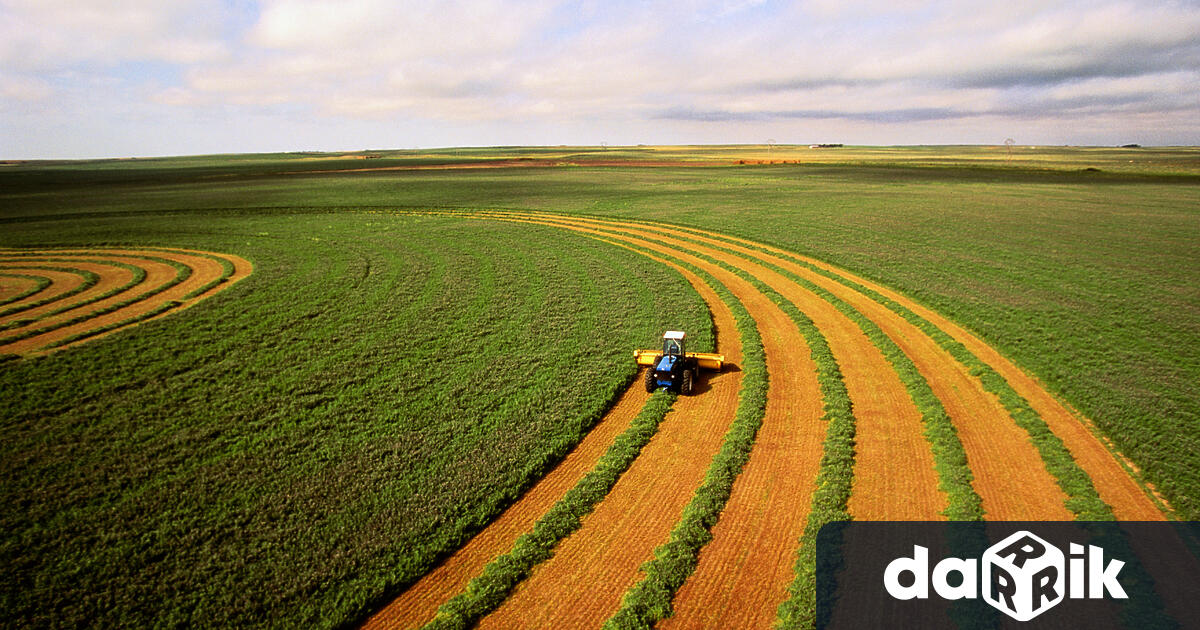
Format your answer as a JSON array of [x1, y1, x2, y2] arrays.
[[364, 242, 744, 630], [0, 266, 102, 321], [365, 209, 1166, 629], [0, 248, 252, 356], [603, 223, 972, 520], [363, 385, 655, 629], [533, 214, 1069, 519], [499, 215, 834, 628], [484, 212, 976, 627], [659, 226, 1164, 520], [475, 240, 748, 629]]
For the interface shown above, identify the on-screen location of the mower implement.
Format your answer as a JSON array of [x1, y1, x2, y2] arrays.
[[633, 331, 724, 395]]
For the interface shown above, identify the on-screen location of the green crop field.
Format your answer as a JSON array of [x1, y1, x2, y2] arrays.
[[0, 209, 711, 626], [1, 145, 1197, 627]]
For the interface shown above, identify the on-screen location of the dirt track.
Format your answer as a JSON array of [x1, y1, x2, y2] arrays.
[[0, 248, 251, 355], [367, 210, 1165, 629]]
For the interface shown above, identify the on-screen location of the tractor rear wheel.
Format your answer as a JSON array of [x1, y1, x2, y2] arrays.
[[681, 369, 694, 395], [644, 368, 656, 393]]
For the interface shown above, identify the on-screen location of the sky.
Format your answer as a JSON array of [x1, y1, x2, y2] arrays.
[[1, 0, 1198, 158]]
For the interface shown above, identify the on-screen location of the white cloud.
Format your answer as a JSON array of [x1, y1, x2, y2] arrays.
[[0, 0, 230, 70], [3, 0, 1199, 156], [0, 73, 52, 101]]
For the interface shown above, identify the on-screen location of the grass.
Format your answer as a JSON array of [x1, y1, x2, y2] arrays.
[[0, 146, 1195, 627], [626, 220, 985, 521], [423, 389, 678, 630], [0, 212, 710, 627], [0, 255, 176, 348], [604, 246, 768, 630]]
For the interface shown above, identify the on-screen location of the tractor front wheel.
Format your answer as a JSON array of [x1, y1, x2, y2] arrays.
[[681, 369, 694, 395], [644, 368, 656, 393]]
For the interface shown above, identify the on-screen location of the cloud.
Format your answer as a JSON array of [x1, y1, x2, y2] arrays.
[[0, 73, 52, 101], [3, 0, 1199, 156], [0, 0, 231, 70]]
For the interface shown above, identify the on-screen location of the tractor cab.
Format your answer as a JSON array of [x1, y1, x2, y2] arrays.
[[662, 330, 686, 357]]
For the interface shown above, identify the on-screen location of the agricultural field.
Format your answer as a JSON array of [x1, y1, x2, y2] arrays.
[[0, 145, 1197, 628]]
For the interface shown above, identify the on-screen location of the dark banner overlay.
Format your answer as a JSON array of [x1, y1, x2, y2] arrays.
[[816, 521, 1200, 630]]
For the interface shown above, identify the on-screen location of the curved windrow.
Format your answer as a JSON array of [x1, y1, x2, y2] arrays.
[[0, 247, 252, 356], [362, 210, 1167, 630]]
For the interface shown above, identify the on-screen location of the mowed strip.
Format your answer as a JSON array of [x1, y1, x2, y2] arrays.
[[0, 267, 92, 317], [475, 232, 746, 629], [0, 256, 165, 351], [0, 248, 251, 355], [647, 225, 1073, 519], [701, 234, 1163, 520], [492, 214, 1081, 519], [362, 384, 652, 629], [507, 214, 874, 627], [797, 254, 1166, 520], [558, 217, 948, 520], [0, 262, 134, 326]]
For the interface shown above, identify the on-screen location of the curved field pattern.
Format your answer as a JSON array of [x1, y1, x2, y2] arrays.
[[365, 210, 1167, 630], [0, 247, 251, 356]]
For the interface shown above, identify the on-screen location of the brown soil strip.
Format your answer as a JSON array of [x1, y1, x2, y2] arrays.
[[0, 262, 134, 327], [0, 268, 88, 315], [505, 213, 942, 628], [737, 240, 1165, 520], [647, 225, 1074, 520], [362, 385, 652, 630], [476, 231, 748, 630], [0, 249, 250, 355], [643, 228, 946, 521], [504, 215, 1080, 519]]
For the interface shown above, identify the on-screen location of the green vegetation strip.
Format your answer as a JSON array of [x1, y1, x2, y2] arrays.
[[423, 390, 678, 630], [0, 263, 102, 320], [0, 256, 188, 348], [45, 300, 183, 349], [182, 254, 236, 299], [533, 218, 852, 630], [666, 246, 858, 630], [132, 248, 240, 300], [0, 274, 53, 308], [580, 248, 768, 629], [602, 219, 983, 521], [657, 220, 1115, 520]]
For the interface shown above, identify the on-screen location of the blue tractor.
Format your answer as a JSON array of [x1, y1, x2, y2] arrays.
[[633, 331, 724, 395]]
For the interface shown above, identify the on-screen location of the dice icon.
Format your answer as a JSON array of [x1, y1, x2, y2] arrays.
[[982, 530, 1065, 621]]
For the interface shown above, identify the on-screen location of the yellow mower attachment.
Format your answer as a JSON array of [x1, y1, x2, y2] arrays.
[[635, 331, 724, 395], [633, 349, 724, 371]]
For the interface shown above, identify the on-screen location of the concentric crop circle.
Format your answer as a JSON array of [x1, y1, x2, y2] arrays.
[[0, 247, 251, 356]]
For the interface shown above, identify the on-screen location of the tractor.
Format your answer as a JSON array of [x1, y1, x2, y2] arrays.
[[633, 331, 724, 395]]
